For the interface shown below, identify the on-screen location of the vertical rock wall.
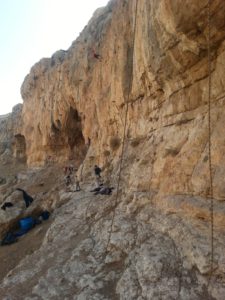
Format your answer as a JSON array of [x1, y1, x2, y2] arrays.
[[20, 0, 225, 199], [0, 1, 225, 298]]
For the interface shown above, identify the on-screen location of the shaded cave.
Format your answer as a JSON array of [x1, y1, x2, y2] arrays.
[[50, 107, 87, 164], [66, 107, 87, 162], [13, 134, 27, 163]]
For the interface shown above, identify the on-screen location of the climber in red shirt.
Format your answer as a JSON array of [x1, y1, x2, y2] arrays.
[[91, 48, 102, 60]]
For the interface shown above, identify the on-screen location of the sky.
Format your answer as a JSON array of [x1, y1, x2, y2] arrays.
[[0, 0, 109, 115]]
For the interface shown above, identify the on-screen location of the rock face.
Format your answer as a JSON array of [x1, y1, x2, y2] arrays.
[[1, 0, 225, 299], [19, 0, 225, 200], [0, 104, 25, 165]]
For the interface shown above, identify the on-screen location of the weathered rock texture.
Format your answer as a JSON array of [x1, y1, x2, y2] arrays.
[[1, 0, 225, 299], [0, 104, 25, 165], [20, 0, 225, 200]]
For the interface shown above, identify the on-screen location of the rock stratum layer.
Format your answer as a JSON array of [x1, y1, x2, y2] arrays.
[[1, 0, 225, 299]]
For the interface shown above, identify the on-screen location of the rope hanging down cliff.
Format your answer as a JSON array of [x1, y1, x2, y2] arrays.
[[207, 0, 215, 281], [105, 0, 139, 254]]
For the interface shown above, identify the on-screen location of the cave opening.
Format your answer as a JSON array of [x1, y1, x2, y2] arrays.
[[13, 134, 27, 163], [49, 107, 87, 165], [65, 107, 87, 163]]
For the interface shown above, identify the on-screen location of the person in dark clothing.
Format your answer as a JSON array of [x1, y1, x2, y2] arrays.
[[16, 188, 33, 208], [1, 202, 13, 210], [94, 165, 102, 187], [65, 175, 72, 187], [94, 165, 102, 177]]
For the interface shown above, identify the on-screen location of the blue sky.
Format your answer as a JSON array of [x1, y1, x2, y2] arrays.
[[0, 0, 108, 115]]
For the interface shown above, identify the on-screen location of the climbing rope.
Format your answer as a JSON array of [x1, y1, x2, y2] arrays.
[[207, 0, 214, 281], [105, 0, 139, 253]]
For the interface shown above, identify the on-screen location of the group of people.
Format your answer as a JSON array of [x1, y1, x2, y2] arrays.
[[63, 164, 101, 192], [1, 163, 112, 213], [64, 164, 113, 196]]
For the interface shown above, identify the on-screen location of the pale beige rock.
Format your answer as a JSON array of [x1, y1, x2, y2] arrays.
[[0, 0, 225, 299]]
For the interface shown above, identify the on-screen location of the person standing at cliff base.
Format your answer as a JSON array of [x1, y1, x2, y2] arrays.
[[75, 175, 81, 192], [91, 48, 102, 60], [94, 165, 102, 178], [94, 165, 102, 187]]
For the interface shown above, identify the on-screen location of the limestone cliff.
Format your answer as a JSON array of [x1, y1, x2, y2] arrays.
[[20, 0, 225, 201], [0, 104, 25, 167], [1, 0, 225, 299]]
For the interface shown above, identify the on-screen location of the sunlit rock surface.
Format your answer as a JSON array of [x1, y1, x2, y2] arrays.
[[0, 0, 225, 299]]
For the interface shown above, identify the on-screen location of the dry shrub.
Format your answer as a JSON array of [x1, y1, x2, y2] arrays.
[[110, 136, 121, 151], [130, 137, 142, 147], [103, 150, 110, 157]]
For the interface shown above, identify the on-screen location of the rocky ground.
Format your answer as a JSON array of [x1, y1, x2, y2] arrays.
[[0, 165, 224, 299], [0, 218, 51, 283], [0, 118, 224, 299]]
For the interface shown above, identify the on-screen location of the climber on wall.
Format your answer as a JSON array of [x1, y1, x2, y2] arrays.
[[91, 48, 102, 60]]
